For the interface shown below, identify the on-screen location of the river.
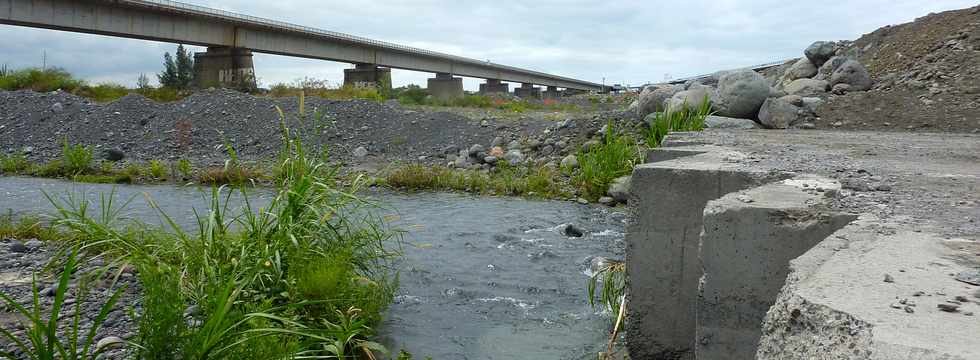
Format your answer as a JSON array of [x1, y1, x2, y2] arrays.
[[0, 176, 625, 359]]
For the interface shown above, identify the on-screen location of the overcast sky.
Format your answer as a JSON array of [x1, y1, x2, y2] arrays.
[[1, 0, 976, 90]]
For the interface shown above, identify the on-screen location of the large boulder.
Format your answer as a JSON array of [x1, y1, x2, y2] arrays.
[[704, 115, 761, 129], [758, 97, 805, 129], [784, 78, 829, 95], [814, 56, 849, 81], [804, 41, 836, 67], [665, 83, 711, 111], [783, 58, 818, 81], [830, 60, 872, 91], [635, 84, 682, 119], [711, 70, 769, 119]]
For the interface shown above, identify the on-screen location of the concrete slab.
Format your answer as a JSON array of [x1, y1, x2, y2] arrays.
[[757, 216, 980, 359], [697, 176, 856, 359]]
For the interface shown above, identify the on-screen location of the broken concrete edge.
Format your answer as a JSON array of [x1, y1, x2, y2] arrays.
[[697, 175, 857, 359], [625, 134, 979, 359], [757, 215, 980, 360]]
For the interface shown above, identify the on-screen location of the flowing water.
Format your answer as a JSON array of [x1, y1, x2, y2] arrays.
[[0, 176, 626, 359]]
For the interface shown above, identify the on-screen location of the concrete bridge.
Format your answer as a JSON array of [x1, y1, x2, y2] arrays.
[[0, 0, 606, 98]]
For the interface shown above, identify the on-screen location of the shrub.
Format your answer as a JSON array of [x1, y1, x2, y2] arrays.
[[0, 67, 84, 93], [0, 152, 29, 174], [392, 85, 428, 105], [176, 159, 193, 179], [78, 83, 129, 102]]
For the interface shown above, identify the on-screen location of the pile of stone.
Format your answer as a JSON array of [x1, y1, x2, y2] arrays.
[[630, 41, 874, 130]]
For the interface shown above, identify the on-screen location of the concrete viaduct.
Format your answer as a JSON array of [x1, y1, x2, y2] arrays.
[[0, 0, 606, 99]]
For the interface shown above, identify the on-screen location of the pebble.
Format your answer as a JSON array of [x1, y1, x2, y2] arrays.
[[937, 303, 960, 312], [883, 274, 895, 283], [562, 224, 585, 238], [8, 242, 28, 253]]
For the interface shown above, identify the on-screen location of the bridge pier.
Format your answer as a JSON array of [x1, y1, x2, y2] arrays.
[[515, 83, 541, 98], [427, 73, 464, 101], [479, 79, 508, 95], [543, 86, 560, 99], [343, 63, 392, 91], [193, 47, 256, 91]]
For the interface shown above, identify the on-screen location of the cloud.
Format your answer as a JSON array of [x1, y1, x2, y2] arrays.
[[1, 0, 976, 90]]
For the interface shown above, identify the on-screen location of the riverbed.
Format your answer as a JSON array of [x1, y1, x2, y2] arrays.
[[0, 176, 626, 359]]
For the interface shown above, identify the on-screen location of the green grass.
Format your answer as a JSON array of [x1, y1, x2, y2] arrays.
[[1, 110, 402, 359], [645, 95, 711, 147], [574, 123, 643, 200], [385, 163, 570, 198], [0, 67, 185, 103], [60, 138, 94, 176]]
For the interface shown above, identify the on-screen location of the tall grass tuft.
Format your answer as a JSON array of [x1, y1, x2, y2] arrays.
[[37, 105, 400, 359], [645, 95, 711, 147], [574, 123, 642, 200], [61, 138, 94, 176]]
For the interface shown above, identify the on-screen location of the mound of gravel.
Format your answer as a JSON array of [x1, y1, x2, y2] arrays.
[[0, 88, 509, 166], [816, 5, 980, 132]]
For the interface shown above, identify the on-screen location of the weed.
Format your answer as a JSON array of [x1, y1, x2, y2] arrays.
[[148, 160, 167, 179], [61, 138, 94, 176], [575, 123, 642, 200], [0, 152, 29, 174], [645, 95, 711, 147], [175, 159, 193, 179]]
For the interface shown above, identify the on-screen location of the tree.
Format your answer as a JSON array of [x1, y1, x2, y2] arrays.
[[136, 73, 151, 90], [157, 44, 194, 89]]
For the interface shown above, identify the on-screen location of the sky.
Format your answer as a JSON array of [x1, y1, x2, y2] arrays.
[[1, 0, 976, 91]]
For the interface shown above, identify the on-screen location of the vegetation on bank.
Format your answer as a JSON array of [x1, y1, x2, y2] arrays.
[[0, 112, 403, 359], [0, 66, 184, 102], [384, 162, 570, 199]]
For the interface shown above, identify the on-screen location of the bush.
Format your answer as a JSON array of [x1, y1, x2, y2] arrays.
[[148, 160, 168, 179], [0, 67, 84, 93], [575, 123, 642, 200], [0, 152, 29, 174], [78, 83, 129, 102], [392, 85, 428, 105]]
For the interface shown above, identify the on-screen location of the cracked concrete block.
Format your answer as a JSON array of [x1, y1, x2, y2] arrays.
[[696, 176, 856, 360], [625, 148, 781, 359]]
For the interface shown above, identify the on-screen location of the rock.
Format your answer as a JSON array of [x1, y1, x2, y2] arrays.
[[830, 60, 872, 91], [711, 70, 769, 119], [801, 97, 825, 113], [8, 242, 28, 253], [954, 269, 980, 286], [25, 239, 42, 250], [539, 145, 555, 157], [352, 146, 369, 158], [21, 146, 34, 155], [442, 144, 460, 155], [576, 198, 589, 205], [768, 87, 787, 98], [489, 146, 504, 157], [780, 95, 804, 107], [103, 148, 125, 162], [703, 115, 760, 129], [483, 156, 498, 165], [757, 97, 804, 129], [598, 197, 615, 206], [491, 137, 504, 147], [937, 303, 960, 313], [883, 274, 895, 283], [581, 140, 600, 153], [96, 336, 125, 352], [634, 84, 683, 119], [841, 179, 871, 192], [831, 83, 851, 95], [784, 79, 829, 95], [51, 102, 64, 113], [666, 84, 711, 112], [560, 155, 579, 169], [784, 58, 818, 81], [468, 144, 485, 156], [42, 284, 59, 297], [607, 176, 632, 203], [507, 140, 521, 150], [815, 56, 850, 81], [562, 224, 585, 237], [504, 149, 524, 166], [453, 156, 469, 168], [804, 41, 836, 67]]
